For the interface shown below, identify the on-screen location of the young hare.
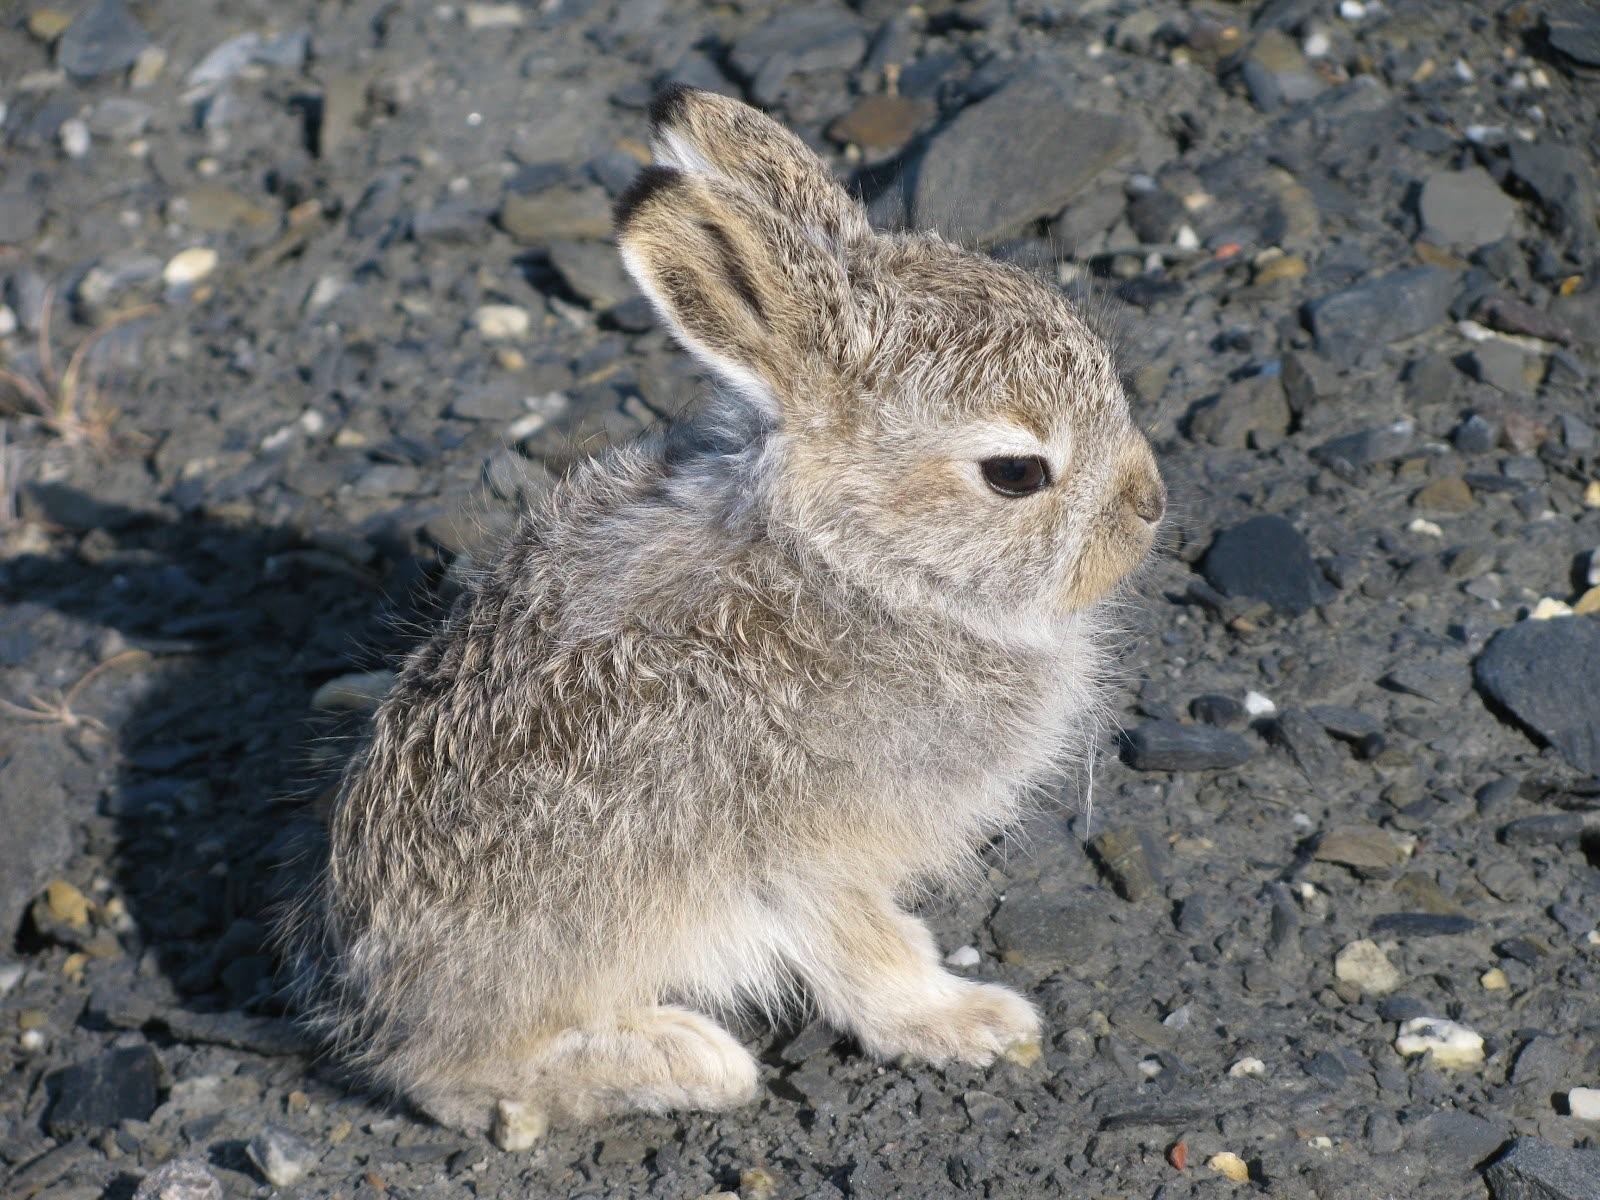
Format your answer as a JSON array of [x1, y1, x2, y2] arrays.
[[280, 85, 1164, 1147]]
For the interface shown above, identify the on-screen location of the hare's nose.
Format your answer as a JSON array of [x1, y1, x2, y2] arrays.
[[1131, 474, 1166, 525], [1119, 440, 1166, 526]]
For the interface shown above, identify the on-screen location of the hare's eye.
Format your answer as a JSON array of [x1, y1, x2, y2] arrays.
[[981, 455, 1051, 497]]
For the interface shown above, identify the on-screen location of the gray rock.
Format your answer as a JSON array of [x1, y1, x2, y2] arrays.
[[1271, 708, 1351, 782], [1475, 617, 1600, 774], [89, 97, 154, 139], [1419, 168, 1516, 248], [1190, 693, 1247, 727], [1418, 1110, 1510, 1167], [1304, 267, 1458, 366], [1471, 341, 1535, 395], [911, 71, 1137, 245], [548, 240, 635, 309], [247, 1127, 319, 1188], [1201, 515, 1335, 616], [1365, 1110, 1405, 1154], [46, 1046, 161, 1137], [1311, 420, 1416, 479], [1240, 30, 1323, 113], [1454, 413, 1499, 454], [1382, 661, 1471, 704], [450, 384, 530, 422], [411, 202, 493, 243], [1086, 827, 1163, 902], [1120, 721, 1254, 771], [989, 867, 1109, 971], [1188, 374, 1291, 449], [1486, 1138, 1600, 1200], [56, 0, 151, 80], [0, 738, 78, 941], [0, 192, 43, 245], [1545, 6, 1600, 67], [1369, 913, 1480, 937], [1500, 813, 1590, 847], [501, 184, 613, 244], [729, 4, 867, 106], [133, 1159, 224, 1200], [187, 29, 309, 89], [1507, 142, 1596, 259], [1510, 1037, 1568, 1089]]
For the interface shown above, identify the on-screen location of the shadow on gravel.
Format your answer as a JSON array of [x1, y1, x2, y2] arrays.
[[9, 485, 434, 1062]]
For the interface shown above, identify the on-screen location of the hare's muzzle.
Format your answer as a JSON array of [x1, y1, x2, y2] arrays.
[[1120, 440, 1166, 530]]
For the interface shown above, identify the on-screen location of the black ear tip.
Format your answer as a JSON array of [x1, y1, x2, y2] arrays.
[[648, 81, 698, 130], [614, 164, 683, 232]]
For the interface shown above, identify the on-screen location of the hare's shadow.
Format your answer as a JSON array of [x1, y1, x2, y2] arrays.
[[7, 485, 437, 1044]]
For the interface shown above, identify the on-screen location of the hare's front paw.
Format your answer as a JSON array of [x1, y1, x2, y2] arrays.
[[873, 979, 1042, 1068]]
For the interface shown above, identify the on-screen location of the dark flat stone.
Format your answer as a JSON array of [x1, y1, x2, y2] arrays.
[[1475, 618, 1600, 775], [1120, 721, 1254, 771], [46, 1046, 161, 1136], [1370, 913, 1480, 937], [1201, 515, 1335, 616]]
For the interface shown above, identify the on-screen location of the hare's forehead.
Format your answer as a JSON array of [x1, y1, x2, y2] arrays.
[[882, 316, 1124, 424]]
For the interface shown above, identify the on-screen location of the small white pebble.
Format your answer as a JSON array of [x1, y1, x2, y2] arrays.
[[1228, 1056, 1266, 1078], [20, 1028, 45, 1051], [299, 409, 327, 436], [1395, 1017, 1485, 1070], [1568, 1088, 1600, 1121], [1465, 124, 1506, 145], [1527, 597, 1573, 621], [60, 117, 90, 159], [1529, 67, 1551, 89], [1586, 550, 1600, 588], [305, 275, 344, 313], [945, 945, 981, 969], [1243, 690, 1275, 717], [464, 3, 525, 28], [0, 962, 23, 996], [1174, 224, 1200, 251], [1508, 70, 1529, 91], [1339, 0, 1365, 20], [1303, 29, 1331, 58], [1137, 1057, 1163, 1079], [474, 304, 531, 340], [260, 423, 297, 453], [1291, 811, 1315, 830], [1408, 518, 1443, 538], [1308, 1135, 1334, 1150], [163, 246, 219, 287], [1163, 1003, 1193, 1030], [1208, 1151, 1250, 1182], [1454, 59, 1475, 82], [0, 305, 16, 338], [1480, 967, 1509, 990]]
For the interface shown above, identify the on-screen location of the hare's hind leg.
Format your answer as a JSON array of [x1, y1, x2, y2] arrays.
[[777, 886, 1042, 1068], [538, 1005, 760, 1119], [409, 1006, 759, 1148]]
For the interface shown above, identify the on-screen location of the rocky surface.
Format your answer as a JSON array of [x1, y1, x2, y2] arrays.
[[2, 1, 1599, 1198]]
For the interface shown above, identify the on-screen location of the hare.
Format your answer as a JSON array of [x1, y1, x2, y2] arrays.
[[277, 84, 1164, 1147]]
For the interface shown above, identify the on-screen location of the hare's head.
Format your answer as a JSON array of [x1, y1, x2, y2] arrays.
[[617, 86, 1164, 633]]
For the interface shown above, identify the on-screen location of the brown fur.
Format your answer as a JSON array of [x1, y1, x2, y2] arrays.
[[276, 87, 1164, 1142]]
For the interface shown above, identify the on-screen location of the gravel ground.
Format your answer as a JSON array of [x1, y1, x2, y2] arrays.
[[3, 1, 1600, 1198]]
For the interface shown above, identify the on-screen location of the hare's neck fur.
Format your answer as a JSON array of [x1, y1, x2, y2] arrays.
[[522, 420, 1108, 879]]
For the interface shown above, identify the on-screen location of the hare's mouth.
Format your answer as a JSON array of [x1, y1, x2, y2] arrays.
[[1058, 522, 1159, 611]]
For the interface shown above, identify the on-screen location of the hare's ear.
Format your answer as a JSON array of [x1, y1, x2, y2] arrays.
[[615, 166, 858, 412], [648, 84, 870, 249]]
